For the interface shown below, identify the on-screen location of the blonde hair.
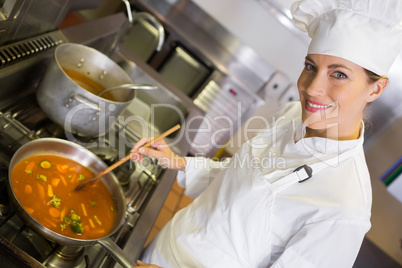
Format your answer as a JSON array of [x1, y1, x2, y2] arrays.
[[364, 69, 387, 83]]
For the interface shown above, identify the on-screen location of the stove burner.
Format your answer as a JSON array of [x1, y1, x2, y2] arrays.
[[0, 236, 46, 268], [44, 246, 86, 268], [0, 215, 54, 264], [88, 146, 119, 165], [12, 104, 49, 131], [35, 124, 66, 139], [0, 154, 11, 217], [0, 186, 11, 217]]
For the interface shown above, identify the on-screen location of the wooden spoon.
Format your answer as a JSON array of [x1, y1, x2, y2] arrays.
[[74, 124, 181, 191]]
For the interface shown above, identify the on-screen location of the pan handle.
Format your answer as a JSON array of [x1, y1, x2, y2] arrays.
[[64, 94, 101, 120], [97, 237, 135, 268], [65, 94, 101, 110]]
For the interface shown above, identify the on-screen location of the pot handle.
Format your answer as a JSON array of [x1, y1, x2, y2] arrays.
[[97, 237, 135, 268], [65, 94, 102, 120]]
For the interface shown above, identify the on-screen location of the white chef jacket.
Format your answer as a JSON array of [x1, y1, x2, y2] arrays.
[[141, 102, 372, 268]]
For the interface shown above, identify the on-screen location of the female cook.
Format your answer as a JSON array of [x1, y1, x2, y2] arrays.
[[132, 0, 402, 267]]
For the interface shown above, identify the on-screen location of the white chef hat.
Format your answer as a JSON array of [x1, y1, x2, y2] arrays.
[[291, 0, 402, 75]]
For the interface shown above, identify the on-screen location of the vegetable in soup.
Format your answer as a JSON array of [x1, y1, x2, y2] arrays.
[[10, 155, 117, 240]]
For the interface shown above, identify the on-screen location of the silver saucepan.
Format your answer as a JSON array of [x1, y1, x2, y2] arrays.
[[7, 138, 135, 268], [36, 43, 152, 137]]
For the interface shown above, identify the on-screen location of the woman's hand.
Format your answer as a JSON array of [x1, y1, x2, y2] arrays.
[[135, 260, 162, 267], [131, 137, 186, 171]]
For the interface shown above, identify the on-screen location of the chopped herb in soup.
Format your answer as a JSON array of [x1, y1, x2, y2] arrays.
[[11, 155, 116, 240]]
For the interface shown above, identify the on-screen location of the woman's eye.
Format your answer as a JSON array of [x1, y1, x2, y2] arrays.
[[333, 72, 347, 79], [304, 63, 316, 71]]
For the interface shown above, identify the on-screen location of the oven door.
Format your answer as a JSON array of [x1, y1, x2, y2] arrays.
[[121, 15, 160, 62], [158, 46, 211, 97]]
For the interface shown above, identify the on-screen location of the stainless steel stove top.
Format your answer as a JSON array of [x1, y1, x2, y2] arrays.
[[0, 11, 203, 267], [0, 85, 164, 268], [0, 15, 160, 268]]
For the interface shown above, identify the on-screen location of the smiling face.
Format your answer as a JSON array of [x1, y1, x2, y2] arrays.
[[297, 54, 387, 140]]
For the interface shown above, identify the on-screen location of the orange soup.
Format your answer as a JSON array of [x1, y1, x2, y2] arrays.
[[10, 155, 117, 240], [62, 68, 117, 101]]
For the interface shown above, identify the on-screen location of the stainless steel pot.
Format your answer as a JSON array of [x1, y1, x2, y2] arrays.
[[36, 43, 137, 137], [7, 138, 135, 268]]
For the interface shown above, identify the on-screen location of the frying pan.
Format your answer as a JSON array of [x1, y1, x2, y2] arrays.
[[7, 138, 135, 268]]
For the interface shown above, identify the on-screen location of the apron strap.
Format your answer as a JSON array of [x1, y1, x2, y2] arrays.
[[294, 165, 313, 183], [272, 167, 311, 193], [271, 145, 361, 193]]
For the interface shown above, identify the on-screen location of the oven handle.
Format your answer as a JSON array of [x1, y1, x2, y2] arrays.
[[97, 237, 135, 268]]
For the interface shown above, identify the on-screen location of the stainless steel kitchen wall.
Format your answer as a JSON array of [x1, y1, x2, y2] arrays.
[[130, 0, 276, 92], [125, 0, 280, 156], [0, 0, 74, 46]]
